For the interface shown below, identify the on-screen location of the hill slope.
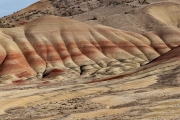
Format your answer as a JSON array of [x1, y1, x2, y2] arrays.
[[1, 15, 180, 83], [1, 0, 180, 33]]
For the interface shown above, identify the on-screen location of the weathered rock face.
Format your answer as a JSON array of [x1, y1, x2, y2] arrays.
[[0, 15, 179, 82]]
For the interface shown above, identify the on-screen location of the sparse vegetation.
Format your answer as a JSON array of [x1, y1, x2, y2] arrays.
[[0, 0, 108, 28], [91, 16, 97, 20], [138, 0, 150, 4]]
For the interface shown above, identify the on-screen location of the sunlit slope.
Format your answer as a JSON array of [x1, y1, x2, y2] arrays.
[[0, 15, 179, 80], [147, 3, 180, 27]]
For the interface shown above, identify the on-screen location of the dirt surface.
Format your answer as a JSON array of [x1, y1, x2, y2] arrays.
[[1, 58, 180, 120]]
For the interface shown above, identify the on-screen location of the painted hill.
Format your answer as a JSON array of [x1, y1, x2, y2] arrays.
[[1, 1, 180, 120], [1, 15, 180, 83]]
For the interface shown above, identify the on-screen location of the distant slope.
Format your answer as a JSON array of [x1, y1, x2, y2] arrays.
[[1, 0, 180, 33], [147, 2, 180, 26], [73, 1, 180, 32], [0, 0, 109, 28]]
